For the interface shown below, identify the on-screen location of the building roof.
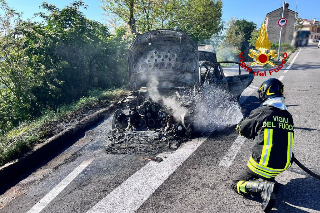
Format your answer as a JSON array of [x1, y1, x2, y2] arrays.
[[266, 7, 297, 16], [302, 19, 320, 26]]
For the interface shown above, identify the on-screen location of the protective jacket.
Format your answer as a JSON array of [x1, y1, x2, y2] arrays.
[[239, 98, 294, 179]]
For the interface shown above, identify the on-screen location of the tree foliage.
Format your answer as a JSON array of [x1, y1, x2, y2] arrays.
[[101, 0, 223, 43], [225, 18, 256, 60], [249, 28, 259, 47], [295, 17, 304, 30], [225, 18, 244, 50], [0, 0, 44, 130], [171, 0, 223, 43], [0, 1, 130, 134]]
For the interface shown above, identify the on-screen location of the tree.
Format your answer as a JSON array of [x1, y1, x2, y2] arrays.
[[249, 28, 259, 47], [32, 1, 124, 104], [225, 18, 256, 60], [0, 0, 46, 128], [102, 0, 153, 34], [170, 0, 223, 43], [225, 18, 244, 50], [102, 0, 223, 43], [295, 17, 304, 31], [236, 19, 256, 43], [0, 1, 129, 133]]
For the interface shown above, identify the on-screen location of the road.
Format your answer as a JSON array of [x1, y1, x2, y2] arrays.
[[1, 45, 320, 213]]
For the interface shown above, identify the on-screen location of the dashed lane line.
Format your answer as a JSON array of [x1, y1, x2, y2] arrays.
[[27, 158, 94, 213], [219, 136, 246, 167], [219, 85, 257, 168], [284, 48, 301, 73], [239, 85, 257, 104], [86, 136, 210, 213], [249, 85, 258, 89], [279, 76, 284, 81]]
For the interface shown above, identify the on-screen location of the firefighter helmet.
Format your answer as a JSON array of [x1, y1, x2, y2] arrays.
[[258, 78, 284, 102]]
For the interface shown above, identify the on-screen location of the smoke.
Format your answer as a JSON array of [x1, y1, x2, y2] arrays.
[[191, 85, 243, 132], [216, 42, 241, 62], [147, 76, 243, 132], [147, 76, 188, 121]]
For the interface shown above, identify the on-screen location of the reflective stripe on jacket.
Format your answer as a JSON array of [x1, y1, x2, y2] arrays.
[[239, 105, 294, 178]]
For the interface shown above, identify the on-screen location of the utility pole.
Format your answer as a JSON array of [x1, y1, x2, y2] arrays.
[[277, 0, 286, 61], [294, 0, 297, 32]]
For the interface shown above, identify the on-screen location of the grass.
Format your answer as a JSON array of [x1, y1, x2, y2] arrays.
[[271, 43, 297, 57], [0, 89, 126, 167]]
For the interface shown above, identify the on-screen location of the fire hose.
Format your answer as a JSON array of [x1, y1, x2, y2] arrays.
[[292, 154, 320, 180]]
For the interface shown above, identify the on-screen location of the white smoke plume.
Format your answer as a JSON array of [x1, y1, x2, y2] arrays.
[[147, 76, 188, 121], [147, 75, 243, 132]]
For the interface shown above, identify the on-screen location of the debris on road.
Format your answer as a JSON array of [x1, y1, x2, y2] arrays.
[[105, 128, 189, 155], [105, 30, 247, 155]]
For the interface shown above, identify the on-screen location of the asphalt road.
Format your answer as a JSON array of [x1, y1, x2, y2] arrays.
[[1, 45, 320, 213]]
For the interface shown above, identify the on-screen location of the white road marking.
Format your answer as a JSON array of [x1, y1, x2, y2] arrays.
[[239, 85, 257, 104], [284, 48, 301, 72], [87, 136, 210, 213], [219, 84, 257, 168], [219, 135, 246, 167], [279, 76, 284, 81], [27, 158, 94, 213], [249, 85, 258, 89], [284, 202, 317, 212]]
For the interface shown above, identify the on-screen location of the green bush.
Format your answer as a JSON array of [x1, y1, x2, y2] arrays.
[[270, 42, 296, 54], [0, 1, 131, 135]]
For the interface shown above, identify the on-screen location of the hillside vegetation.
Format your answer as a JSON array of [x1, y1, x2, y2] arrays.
[[0, 1, 130, 135]]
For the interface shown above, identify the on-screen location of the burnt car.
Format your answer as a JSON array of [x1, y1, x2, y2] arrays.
[[112, 30, 254, 134]]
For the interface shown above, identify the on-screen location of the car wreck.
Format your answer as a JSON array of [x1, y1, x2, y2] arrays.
[[106, 29, 254, 155]]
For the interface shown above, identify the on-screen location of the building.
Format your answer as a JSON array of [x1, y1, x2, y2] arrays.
[[264, 3, 297, 44], [301, 18, 320, 43]]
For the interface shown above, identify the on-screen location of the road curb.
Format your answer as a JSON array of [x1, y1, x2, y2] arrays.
[[286, 49, 298, 64], [0, 102, 118, 193]]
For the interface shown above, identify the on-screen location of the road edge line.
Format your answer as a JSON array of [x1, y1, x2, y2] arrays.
[[285, 48, 301, 71], [219, 135, 246, 168], [27, 158, 94, 213], [0, 102, 119, 194]]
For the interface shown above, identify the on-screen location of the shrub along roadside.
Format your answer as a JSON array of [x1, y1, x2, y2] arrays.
[[271, 43, 296, 55], [0, 1, 131, 135], [0, 89, 126, 167]]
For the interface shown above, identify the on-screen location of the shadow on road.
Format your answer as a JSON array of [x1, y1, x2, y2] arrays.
[[240, 96, 261, 117], [289, 63, 320, 71], [295, 127, 320, 132], [272, 177, 320, 212]]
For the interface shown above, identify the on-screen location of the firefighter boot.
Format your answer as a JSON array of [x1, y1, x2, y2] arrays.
[[245, 180, 278, 213]]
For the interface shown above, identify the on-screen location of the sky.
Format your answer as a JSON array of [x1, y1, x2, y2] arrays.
[[4, 0, 320, 28]]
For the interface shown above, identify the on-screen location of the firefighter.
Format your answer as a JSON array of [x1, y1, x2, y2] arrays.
[[232, 78, 294, 212]]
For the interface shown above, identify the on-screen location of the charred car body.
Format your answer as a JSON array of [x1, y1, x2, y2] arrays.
[[112, 30, 254, 139]]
